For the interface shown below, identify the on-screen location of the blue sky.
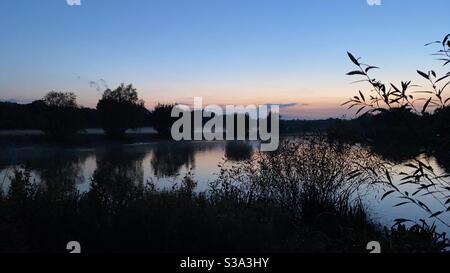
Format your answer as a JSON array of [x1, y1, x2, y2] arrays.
[[0, 0, 449, 118]]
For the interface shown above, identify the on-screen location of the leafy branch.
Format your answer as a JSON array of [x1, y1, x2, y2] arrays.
[[344, 34, 450, 117], [343, 52, 418, 116]]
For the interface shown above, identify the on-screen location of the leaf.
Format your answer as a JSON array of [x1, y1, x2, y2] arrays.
[[443, 34, 450, 47], [356, 106, 366, 115], [390, 84, 401, 93], [394, 202, 410, 207], [359, 90, 366, 102], [347, 52, 360, 66], [417, 70, 430, 80], [385, 170, 393, 184], [418, 201, 431, 213], [365, 66, 379, 73], [443, 81, 450, 92], [429, 211, 443, 218], [346, 70, 366, 76], [424, 41, 440, 46], [422, 97, 432, 114], [381, 190, 396, 201], [412, 188, 422, 196], [393, 218, 412, 225], [436, 74, 450, 83]]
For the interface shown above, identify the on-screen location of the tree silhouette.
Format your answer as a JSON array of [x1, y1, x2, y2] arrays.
[[96, 83, 148, 139], [43, 92, 77, 108], [151, 103, 176, 137], [40, 91, 82, 141]]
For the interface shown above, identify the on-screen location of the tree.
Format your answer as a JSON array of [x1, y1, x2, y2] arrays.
[[43, 92, 77, 108], [40, 91, 82, 140], [151, 103, 176, 137], [96, 83, 148, 139]]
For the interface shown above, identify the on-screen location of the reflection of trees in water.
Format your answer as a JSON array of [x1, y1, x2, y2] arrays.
[[150, 142, 197, 178], [94, 146, 148, 187], [25, 150, 91, 198], [365, 140, 450, 175], [150, 141, 221, 178], [225, 141, 254, 161], [89, 147, 148, 210], [367, 141, 424, 164]]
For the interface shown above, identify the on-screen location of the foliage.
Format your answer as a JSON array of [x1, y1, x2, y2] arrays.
[[344, 34, 450, 116], [342, 34, 450, 248], [97, 83, 148, 139], [43, 92, 78, 108], [150, 103, 176, 136], [40, 91, 83, 140], [386, 222, 449, 253], [359, 158, 450, 230], [211, 138, 386, 251]]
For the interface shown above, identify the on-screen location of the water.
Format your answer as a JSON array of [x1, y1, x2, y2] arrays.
[[0, 139, 449, 235], [0, 141, 259, 193]]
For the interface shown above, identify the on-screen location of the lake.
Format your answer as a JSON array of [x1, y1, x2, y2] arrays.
[[0, 139, 449, 235]]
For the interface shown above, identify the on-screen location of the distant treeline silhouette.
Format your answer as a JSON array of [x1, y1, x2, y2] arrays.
[[2, 94, 450, 147], [0, 88, 340, 140]]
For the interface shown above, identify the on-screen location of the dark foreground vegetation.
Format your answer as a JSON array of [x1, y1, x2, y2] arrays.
[[0, 139, 448, 253]]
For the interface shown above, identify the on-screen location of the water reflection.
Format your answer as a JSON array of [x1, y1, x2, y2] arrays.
[[150, 142, 197, 178], [0, 141, 230, 193], [0, 147, 92, 197], [1, 139, 449, 235], [88, 147, 148, 209], [94, 145, 147, 188], [225, 141, 254, 161]]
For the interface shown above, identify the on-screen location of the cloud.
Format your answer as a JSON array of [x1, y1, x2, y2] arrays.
[[266, 103, 298, 109], [367, 0, 381, 6]]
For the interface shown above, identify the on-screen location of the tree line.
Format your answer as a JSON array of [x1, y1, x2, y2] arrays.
[[0, 84, 177, 140], [1, 84, 321, 141]]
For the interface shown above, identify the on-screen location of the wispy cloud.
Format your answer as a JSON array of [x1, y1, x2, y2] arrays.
[[265, 103, 298, 109]]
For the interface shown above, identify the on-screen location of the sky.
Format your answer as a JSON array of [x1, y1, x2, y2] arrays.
[[0, 0, 449, 119]]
